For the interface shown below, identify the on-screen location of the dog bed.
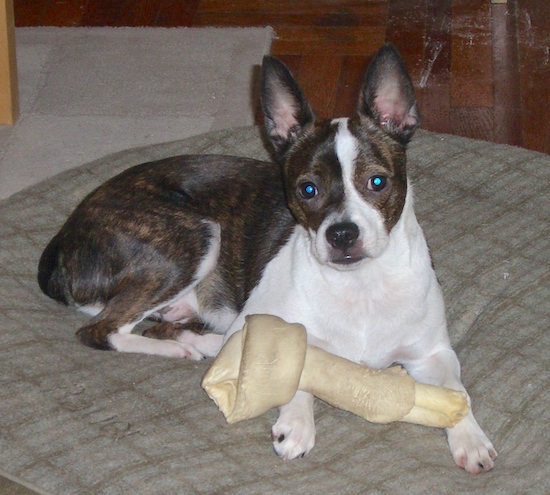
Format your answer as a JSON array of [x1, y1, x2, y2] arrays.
[[0, 126, 548, 494]]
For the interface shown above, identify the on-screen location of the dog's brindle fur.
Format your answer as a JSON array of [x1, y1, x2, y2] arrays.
[[39, 154, 295, 349], [38, 44, 496, 473]]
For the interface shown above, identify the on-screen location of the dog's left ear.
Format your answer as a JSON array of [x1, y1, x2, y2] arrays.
[[358, 43, 420, 143], [261, 56, 315, 158]]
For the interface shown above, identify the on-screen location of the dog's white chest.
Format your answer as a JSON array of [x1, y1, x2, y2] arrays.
[[238, 225, 440, 368]]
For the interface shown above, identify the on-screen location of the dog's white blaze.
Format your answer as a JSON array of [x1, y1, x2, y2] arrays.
[[331, 118, 389, 258], [334, 118, 362, 204], [333, 117, 358, 177]]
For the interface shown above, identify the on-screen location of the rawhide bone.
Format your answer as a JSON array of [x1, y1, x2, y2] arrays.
[[202, 315, 469, 428]]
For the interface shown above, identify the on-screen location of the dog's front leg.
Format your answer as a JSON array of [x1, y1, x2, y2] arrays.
[[272, 390, 316, 460], [405, 348, 497, 474]]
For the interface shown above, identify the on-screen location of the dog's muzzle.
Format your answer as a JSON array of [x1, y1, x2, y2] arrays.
[[325, 222, 366, 265]]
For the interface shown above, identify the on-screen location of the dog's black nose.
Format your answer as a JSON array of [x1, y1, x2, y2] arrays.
[[326, 222, 359, 250]]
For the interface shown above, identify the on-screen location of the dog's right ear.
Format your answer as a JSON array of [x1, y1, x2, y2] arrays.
[[261, 56, 315, 158]]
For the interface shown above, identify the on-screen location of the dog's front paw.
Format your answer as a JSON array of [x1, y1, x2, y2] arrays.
[[271, 392, 316, 460], [447, 413, 497, 474], [272, 416, 316, 460]]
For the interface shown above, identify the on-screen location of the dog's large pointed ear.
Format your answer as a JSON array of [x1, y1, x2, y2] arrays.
[[358, 44, 420, 143], [261, 56, 315, 158]]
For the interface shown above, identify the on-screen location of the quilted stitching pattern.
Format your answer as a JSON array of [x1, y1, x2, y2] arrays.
[[0, 127, 548, 494]]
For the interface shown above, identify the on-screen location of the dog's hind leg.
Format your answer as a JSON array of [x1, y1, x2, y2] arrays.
[[76, 280, 211, 359], [142, 319, 225, 358], [77, 324, 209, 361], [77, 316, 210, 360], [143, 319, 209, 340], [108, 332, 208, 360], [74, 221, 225, 359]]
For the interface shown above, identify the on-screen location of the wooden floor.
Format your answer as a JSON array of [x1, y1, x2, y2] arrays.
[[14, 0, 550, 154]]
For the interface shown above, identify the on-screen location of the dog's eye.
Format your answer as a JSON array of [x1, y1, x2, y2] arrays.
[[299, 182, 318, 199], [367, 175, 387, 192]]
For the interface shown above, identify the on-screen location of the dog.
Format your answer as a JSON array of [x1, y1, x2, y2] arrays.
[[38, 43, 497, 473]]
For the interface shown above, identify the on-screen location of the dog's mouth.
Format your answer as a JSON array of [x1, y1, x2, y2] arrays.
[[329, 253, 367, 266], [323, 239, 369, 267]]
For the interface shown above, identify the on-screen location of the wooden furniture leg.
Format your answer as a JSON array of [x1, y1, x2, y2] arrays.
[[0, 0, 19, 125]]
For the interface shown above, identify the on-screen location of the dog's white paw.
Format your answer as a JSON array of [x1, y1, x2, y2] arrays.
[[177, 331, 224, 358], [271, 393, 315, 460], [166, 341, 206, 360], [447, 413, 497, 474], [272, 415, 316, 460], [108, 333, 205, 360]]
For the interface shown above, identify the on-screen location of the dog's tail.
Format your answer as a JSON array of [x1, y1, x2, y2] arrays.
[[37, 234, 69, 305]]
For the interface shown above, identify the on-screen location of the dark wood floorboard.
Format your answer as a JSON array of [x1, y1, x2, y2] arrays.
[[492, 2, 523, 147], [516, 0, 550, 153], [13, 0, 550, 154]]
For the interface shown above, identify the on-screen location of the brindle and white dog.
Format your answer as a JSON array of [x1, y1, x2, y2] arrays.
[[39, 44, 497, 473]]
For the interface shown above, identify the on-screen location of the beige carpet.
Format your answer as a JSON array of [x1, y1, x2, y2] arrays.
[[0, 468, 51, 495], [0, 125, 549, 494], [0, 27, 273, 199]]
